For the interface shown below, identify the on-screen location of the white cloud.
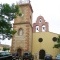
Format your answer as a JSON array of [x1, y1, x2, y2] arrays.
[[31, 0, 60, 34]]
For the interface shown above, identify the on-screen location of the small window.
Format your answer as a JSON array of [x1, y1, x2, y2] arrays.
[[37, 28, 38, 30], [38, 38, 43, 42], [21, 14, 24, 17], [43, 27, 45, 30], [52, 37, 57, 42], [42, 25, 46, 32], [39, 18, 42, 23], [18, 28, 24, 36], [30, 15, 31, 19], [36, 26, 39, 32]]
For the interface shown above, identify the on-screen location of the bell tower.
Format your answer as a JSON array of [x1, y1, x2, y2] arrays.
[[11, 0, 33, 53]]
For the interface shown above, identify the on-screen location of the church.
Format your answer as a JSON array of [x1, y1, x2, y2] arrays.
[[11, 0, 60, 59]]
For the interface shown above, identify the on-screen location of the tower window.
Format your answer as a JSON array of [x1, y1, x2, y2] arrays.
[[21, 14, 24, 17], [37, 28, 38, 30], [36, 26, 39, 32], [39, 18, 42, 23], [42, 25, 46, 32], [30, 15, 31, 19], [18, 28, 24, 36], [43, 27, 45, 30]]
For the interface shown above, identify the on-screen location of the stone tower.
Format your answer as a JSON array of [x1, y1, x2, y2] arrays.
[[11, 0, 33, 54]]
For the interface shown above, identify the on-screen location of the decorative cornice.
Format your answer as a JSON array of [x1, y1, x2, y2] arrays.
[[13, 22, 32, 27]]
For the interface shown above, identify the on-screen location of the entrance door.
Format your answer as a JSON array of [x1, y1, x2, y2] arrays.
[[17, 48, 22, 56], [39, 49, 45, 59]]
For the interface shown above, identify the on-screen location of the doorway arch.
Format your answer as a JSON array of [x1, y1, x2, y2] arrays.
[[17, 48, 22, 56], [39, 49, 45, 59]]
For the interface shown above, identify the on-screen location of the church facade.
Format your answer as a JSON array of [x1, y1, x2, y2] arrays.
[[11, 0, 60, 59], [32, 16, 59, 59]]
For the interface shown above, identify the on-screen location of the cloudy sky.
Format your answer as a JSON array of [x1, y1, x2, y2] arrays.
[[0, 0, 60, 45]]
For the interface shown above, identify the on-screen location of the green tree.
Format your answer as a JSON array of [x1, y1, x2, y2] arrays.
[[3, 47, 10, 51], [54, 35, 60, 48], [0, 3, 21, 40]]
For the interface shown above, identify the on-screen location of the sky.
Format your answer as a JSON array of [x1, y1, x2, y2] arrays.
[[0, 0, 60, 45]]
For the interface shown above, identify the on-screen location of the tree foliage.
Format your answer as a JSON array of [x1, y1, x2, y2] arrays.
[[54, 35, 60, 48], [3, 47, 10, 51], [0, 3, 21, 40]]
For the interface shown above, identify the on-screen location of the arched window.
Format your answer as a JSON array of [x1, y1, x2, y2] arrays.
[[36, 26, 39, 32], [39, 18, 42, 23], [18, 28, 24, 36], [42, 25, 46, 32]]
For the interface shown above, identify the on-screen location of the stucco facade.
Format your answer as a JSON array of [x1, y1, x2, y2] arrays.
[[32, 32, 60, 59], [32, 16, 60, 59]]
